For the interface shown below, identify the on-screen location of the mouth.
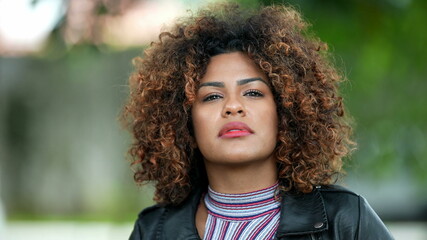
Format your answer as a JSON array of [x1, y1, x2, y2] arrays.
[[218, 121, 254, 138]]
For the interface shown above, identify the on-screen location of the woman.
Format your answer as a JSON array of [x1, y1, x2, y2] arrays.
[[123, 3, 394, 239]]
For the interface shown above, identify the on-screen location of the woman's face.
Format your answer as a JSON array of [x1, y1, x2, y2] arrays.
[[191, 52, 278, 166]]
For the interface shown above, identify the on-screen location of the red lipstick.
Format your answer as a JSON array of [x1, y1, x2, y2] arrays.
[[218, 122, 254, 138]]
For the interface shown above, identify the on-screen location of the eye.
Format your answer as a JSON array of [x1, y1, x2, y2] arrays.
[[243, 89, 264, 97], [203, 93, 223, 102]]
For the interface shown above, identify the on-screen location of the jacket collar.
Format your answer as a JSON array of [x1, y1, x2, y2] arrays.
[[161, 187, 204, 240], [276, 187, 328, 237], [162, 187, 328, 239]]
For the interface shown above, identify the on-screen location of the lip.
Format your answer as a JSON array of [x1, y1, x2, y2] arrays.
[[218, 121, 254, 138]]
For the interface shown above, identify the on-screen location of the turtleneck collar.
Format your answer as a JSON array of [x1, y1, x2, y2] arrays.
[[204, 182, 280, 221]]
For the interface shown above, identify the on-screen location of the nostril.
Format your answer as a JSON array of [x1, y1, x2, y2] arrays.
[[226, 111, 232, 115], [238, 110, 243, 114]]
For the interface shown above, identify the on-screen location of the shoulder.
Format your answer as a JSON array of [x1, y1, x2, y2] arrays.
[[316, 185, 394, 239], [317, 184, 360, 204], [129, 188, 203, 240], [138, 204, 166, 221], [317, 185, 366, 221], [129, 204, 167, 240], [317, 184, 358, 195], [317, 185, 380, 216]]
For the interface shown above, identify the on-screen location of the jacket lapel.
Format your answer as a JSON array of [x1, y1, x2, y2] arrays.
[[276, 188, 328, 238], [161, 188, 202, 240]]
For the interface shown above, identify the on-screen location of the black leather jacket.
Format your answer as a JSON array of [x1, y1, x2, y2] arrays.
[[129, 185, 394, 239]]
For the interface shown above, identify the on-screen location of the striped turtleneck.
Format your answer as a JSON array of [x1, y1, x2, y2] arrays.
[[203, 183, 281, 240]]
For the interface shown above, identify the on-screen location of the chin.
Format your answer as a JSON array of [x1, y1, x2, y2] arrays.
[[209, 154, 271, 165]]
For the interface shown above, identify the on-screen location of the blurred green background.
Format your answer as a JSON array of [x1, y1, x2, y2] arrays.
[[1, 0, 426, 228]]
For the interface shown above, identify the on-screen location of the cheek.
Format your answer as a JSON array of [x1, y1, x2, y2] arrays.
[[191, 109, 201, 137], [191, 106, 211, 143], [264, 102, 278, 128], [264, 104, 279, 140], [268, 115, 279, 139]]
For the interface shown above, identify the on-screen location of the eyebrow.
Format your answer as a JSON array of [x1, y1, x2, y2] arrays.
[[199, 81, 225, 88], [198, 77, 268, 89], [237, 77, 268, 86]]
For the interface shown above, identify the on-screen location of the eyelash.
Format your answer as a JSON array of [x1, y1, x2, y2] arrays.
[[202, 89, 264, 102], [243, 89, 264, 97], [202, 93, 223, 102]]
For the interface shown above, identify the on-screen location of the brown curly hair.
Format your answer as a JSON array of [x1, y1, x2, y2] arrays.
[[122, 3, 355, 205]]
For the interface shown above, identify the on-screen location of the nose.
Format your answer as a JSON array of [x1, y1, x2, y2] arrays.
[[222, 97, 246, 117]]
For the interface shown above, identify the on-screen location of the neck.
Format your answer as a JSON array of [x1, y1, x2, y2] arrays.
[[204, 157, 278, 194]]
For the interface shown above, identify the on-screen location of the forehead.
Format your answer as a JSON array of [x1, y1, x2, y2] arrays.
[[200, 52, 267, 84]]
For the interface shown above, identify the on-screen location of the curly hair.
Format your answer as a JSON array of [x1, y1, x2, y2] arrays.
[[122, 3, 355, 205]]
